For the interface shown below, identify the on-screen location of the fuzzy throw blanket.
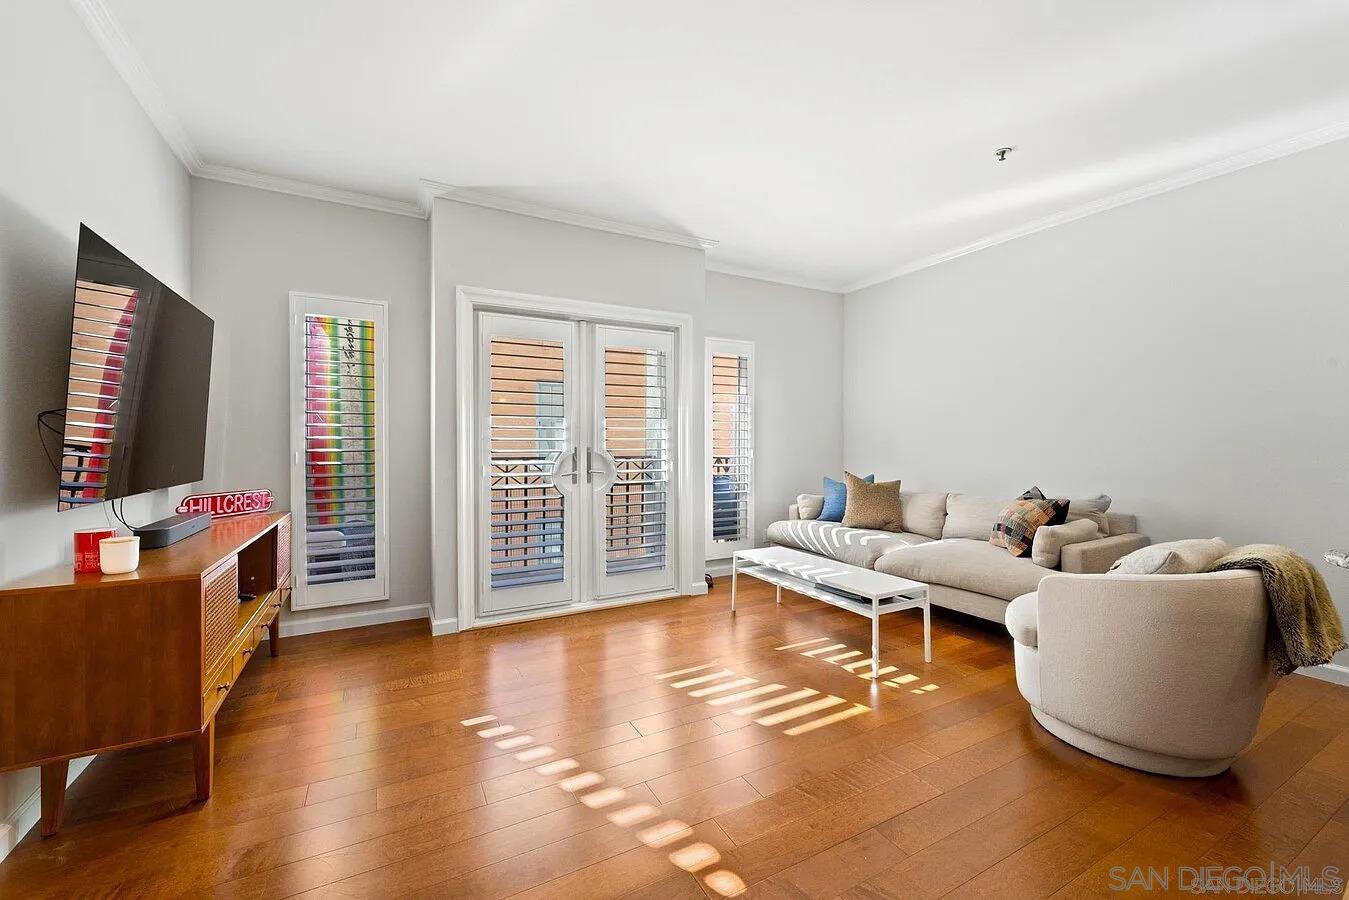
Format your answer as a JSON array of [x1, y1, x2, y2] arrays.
[[1209, 544, 1347, 676]]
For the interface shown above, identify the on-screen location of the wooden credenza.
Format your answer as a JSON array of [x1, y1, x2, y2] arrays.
[[0, 511, 291, 836]]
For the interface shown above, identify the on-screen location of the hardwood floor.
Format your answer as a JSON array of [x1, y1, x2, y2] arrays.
[[1, 579, 1346, 898]]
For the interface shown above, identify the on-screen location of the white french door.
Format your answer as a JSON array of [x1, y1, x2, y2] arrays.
[[474, 311, 678, 619]]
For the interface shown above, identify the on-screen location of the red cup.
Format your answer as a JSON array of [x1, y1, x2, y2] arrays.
[[74, 528, 119, 574]]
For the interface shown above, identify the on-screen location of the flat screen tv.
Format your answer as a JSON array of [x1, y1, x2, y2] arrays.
[[57, 225, 213, 510]]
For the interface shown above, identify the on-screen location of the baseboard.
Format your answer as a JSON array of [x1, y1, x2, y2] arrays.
[[1307, 663, 1349, 687], [273, 603, 429, 638], [430, 616, 459, 636], [686, 579, 709, 596], [705, 559, 733, 578], [0, 756, 94, 861]]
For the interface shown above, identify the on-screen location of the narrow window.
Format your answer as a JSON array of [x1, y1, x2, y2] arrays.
[[289, 293, 389, 610]]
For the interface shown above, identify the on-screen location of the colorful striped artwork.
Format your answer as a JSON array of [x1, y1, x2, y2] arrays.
[[303, 314, 377, 585]]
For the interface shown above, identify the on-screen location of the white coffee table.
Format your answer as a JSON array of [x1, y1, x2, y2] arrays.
[[731, 545, 931, 673]]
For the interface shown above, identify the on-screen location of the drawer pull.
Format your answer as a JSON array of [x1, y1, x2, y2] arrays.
[[216, 681, 232, 693], [242, 647, 253, 658]]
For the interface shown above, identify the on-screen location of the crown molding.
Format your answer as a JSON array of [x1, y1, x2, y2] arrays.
[[70, 0, 203, 171], [196, 164, 425, 218], [844, 117, 1349, 294], [71, 0, 427, 219], [420, 180, 718, 250], [705, 260, 844, 295]]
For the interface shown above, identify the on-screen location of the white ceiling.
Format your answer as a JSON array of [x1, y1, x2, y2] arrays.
[[99, 0, 1349, 291]]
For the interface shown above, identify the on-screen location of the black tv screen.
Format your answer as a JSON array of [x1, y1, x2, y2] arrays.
[[58, 225, 213, 510]]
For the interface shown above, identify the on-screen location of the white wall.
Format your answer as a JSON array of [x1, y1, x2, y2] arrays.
[[705, 272, 844, 551], [429, 199, 708, 629], [0, 0, 192, 856], [844, 137, 1349, 672], [191, 179, 431, 632]]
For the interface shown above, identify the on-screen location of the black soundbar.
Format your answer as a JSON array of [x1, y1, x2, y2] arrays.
[[133, 512, 212, 549]]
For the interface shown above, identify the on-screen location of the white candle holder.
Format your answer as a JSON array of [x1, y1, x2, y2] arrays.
[[99, 536, 141, 575]]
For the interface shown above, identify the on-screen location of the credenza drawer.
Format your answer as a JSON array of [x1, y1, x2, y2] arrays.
[[234, 626, 262, 678], [202, 654, 233, 722]]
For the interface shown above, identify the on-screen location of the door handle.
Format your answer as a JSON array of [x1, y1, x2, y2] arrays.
[[586, 448, 605, 481], [549, 447, 579, 485], [586, 448, 617, 488]]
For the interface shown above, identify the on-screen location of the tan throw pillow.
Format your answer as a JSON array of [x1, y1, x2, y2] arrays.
[[1030, 518, 1100, 568], [842, 472, 903, 532], [1109, 538, 1231, 575]]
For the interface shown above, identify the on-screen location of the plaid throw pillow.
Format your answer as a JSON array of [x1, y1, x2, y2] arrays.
[[991, 494, 1069, 557]]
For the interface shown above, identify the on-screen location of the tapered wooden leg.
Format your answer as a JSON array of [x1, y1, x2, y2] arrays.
[[39, 760, 68, 837], [193, 719, 214, 802], [267, 616, 280, 657]]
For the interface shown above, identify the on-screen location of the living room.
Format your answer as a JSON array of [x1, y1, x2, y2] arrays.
[[1, 1, 1346, 897]]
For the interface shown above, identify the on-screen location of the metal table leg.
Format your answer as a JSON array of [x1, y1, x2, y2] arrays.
[[871, 596, 880, 676], [923, 598, 932, 663], [730, 556, 738, 613]]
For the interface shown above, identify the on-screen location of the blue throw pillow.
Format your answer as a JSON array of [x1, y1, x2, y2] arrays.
[[820, 473, 873, 522]]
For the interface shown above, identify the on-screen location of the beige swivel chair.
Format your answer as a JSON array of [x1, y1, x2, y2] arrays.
[[1006, 570, 1272, 777]]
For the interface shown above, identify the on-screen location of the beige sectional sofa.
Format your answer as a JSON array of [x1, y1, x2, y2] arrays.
[[766, 490, 1149, 622]]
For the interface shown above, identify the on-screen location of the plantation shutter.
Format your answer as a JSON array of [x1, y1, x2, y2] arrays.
[[289, 293, 389, 610], [706, 339, 754, 557], [603, 344, 670, 575], [488, 338, 568, 590]]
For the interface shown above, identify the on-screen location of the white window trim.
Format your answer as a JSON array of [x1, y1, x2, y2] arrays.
[[288, 291, 391, 611], [444, 285, 700, 632], [705, 337, 755, 560]]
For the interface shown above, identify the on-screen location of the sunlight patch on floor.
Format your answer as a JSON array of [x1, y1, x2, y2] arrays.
[[755, 695, 846, 726], [705, 869, 748, 897], [731, 688, 818, 717], [461, 719, 745, 894], [774, 637, 830, 651], [459, 715, 497, 726], [688, 676, 757, 698], [671, 669, 736, 689], [535, 758, 579, 776], [515, 746, 555, 762], [783, 703, 870, 735], [637, 819, 694, 848], [669, 842, 721, 872], [706, 683, 784, 706]]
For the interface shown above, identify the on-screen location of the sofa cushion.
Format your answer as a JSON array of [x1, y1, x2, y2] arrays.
[[992, 497, 1070, 557], [766, 519, 929, 568], [821, 473, 872, 521], [843, 473, 903, 531], [1030, 518, 1100, 568], [796, 493, 824, 520], [899, 491, 948, 539], [875, 539, 1049, 601], [1064, 494, 1112, 538], [1109, 538, 1231, 575], [942, 494, 1008, 540], [1104, 511, 1137, 536]]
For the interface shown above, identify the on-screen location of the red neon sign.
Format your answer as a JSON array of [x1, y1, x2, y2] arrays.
[[176, 489, 274, 519]]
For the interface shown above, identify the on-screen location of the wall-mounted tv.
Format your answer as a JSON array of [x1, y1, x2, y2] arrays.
[[57, 225, 213, 510]]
